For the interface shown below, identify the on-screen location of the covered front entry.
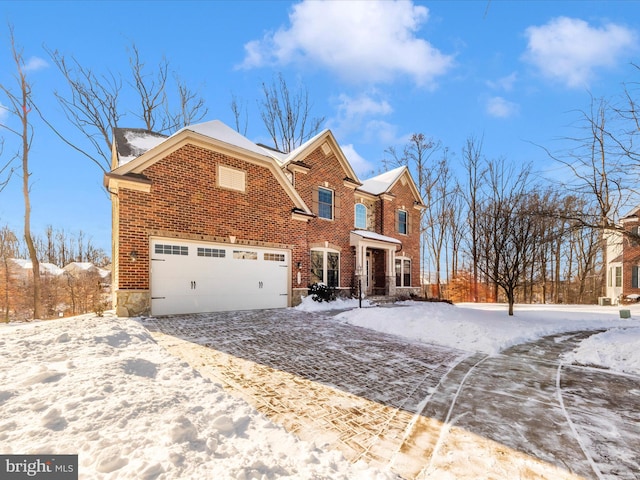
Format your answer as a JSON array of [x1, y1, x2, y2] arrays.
[[150, 237, 290, 315], [350, 230, 402, 297]]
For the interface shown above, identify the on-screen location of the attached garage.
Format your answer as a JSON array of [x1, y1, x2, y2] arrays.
[[150, 238, 290, 315]]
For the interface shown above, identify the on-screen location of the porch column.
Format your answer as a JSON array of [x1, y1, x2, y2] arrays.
[[355, 243, 367, 298], [386, 247, 397, 297]]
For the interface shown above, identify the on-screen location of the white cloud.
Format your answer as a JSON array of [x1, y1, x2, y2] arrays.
[[340, 144, 375, 177], [327, 91, 393, 138], [523, 17, 637, 88], [336, 93, 393, 120], [486, 96, 519, 118], [22, 56, 48, 72], [238, 0, 454, 87]]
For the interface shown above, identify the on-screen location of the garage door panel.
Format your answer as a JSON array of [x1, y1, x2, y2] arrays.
[[150, 239, 289, 315]]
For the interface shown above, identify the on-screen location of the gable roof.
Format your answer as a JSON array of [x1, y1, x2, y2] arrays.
[[280, 129, 361, 185], [107, 120, 312, 216], [359, 165, 424, 206], [359, 166, 406, 195]]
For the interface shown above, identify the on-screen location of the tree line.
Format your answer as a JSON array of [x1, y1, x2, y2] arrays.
[[0, 224, 110, 321], [390, 65, 640, 314]]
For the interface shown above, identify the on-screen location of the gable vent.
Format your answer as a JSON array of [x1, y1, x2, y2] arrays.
[[218, 165, 246, 192]]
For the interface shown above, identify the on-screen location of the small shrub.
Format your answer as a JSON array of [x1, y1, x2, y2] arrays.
[[308, 283, 336, 303]]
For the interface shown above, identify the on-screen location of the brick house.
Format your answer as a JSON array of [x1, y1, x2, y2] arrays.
[[105, 120, 424, 316], [604, 208, 640, 304]]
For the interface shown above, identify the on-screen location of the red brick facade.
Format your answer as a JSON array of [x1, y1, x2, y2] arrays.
[[107, 122, 423, 315]]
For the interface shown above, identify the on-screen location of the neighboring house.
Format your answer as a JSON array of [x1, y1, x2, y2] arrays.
[[105, 120, 425, 316], [604, 208, 640, 304]]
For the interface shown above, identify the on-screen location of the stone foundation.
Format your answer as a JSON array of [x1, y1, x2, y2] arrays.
[[115, 289, 150, 317]]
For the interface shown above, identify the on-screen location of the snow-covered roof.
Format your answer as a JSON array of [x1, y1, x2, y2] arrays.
[[9, 259, 110, 279], [174, 120, 280, 161], [359, 166, 407, 195], [351, 230, 402, 244], [9, 259, 65, 276], [114, 129, 167, 167]]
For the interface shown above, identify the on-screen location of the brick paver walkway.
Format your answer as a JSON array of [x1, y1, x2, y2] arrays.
[[142, 309, 466, 478], [141, 308, 640, 480]]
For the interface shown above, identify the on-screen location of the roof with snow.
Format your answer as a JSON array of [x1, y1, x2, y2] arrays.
[[351, 230, 402, 244], [110, 120, 427, 204], [359, 166, 407, 195], [114, 128, 167, 167]]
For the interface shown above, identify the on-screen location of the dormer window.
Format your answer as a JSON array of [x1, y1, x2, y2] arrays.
[[355, 203, 367, 229]]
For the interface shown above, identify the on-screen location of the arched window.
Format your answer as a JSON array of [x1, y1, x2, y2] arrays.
[[354, 203, 367, 229]]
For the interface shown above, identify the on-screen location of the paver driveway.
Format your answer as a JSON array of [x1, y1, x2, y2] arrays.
[[141, 308, 640, 480]]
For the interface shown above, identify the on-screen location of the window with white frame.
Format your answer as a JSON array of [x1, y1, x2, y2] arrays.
[[616, 266, 622, 287], [318, 187, 334, 220], [310, 248, 340, 287], [397, 210, 408, 235], [395, 257, 411, 287], [633, 266, 640, 288], [354, 203, 367, 229]]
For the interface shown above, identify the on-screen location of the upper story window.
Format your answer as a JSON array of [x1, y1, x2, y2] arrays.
[[397, 210, 408, 235], [318, 187, 334, 220], [354, 203, 367, 229]]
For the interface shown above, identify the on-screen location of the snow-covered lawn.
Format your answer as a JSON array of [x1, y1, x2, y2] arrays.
[[1, 300, 639, 479], [332, 300, 640, 373]]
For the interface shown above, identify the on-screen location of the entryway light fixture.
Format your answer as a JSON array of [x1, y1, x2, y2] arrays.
[[129, 250, 138, 262]]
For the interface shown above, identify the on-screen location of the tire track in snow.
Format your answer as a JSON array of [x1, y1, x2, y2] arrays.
[[383, 352, 473, 470], [555, 363, 605, 480]]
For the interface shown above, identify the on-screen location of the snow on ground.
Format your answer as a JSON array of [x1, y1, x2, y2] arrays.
[[0, 314, 393, 480], [295, 296, 640, 373], [2, 300, 640, 479]]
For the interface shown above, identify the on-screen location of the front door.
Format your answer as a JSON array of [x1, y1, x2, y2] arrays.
[[371, 249, 387, 295]]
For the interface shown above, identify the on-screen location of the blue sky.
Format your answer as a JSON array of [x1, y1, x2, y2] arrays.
[[1, 0, 639, 255]]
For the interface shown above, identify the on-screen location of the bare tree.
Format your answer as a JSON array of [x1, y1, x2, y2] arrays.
[[230, 93, 248, 136], [461, 136, 486, 302], [0, 25, 42, 319], [0, 137, 15, 192], [0, 225, 19, 322], [258, 73, 325, 153], [476, 159, 536, 315], [46, 43, 208, 173]]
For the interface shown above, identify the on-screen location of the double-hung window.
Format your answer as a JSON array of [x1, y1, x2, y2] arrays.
[[318, 187, 334, 220], [310, 249, 340, 287], [398, 210, 408, 235], [616, 266, 622, 287], [395, 257, 411, 287]]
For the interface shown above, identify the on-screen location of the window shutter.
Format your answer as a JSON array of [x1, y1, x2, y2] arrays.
[[395, 210, 400, 232], [633, 266, 639, 288], [334, 193, 341, 220], [312, 187, 319, 215], [407, 212, 412, 234]]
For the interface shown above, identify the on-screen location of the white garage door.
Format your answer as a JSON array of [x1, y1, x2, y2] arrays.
[[150, 238, 290, 315]]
